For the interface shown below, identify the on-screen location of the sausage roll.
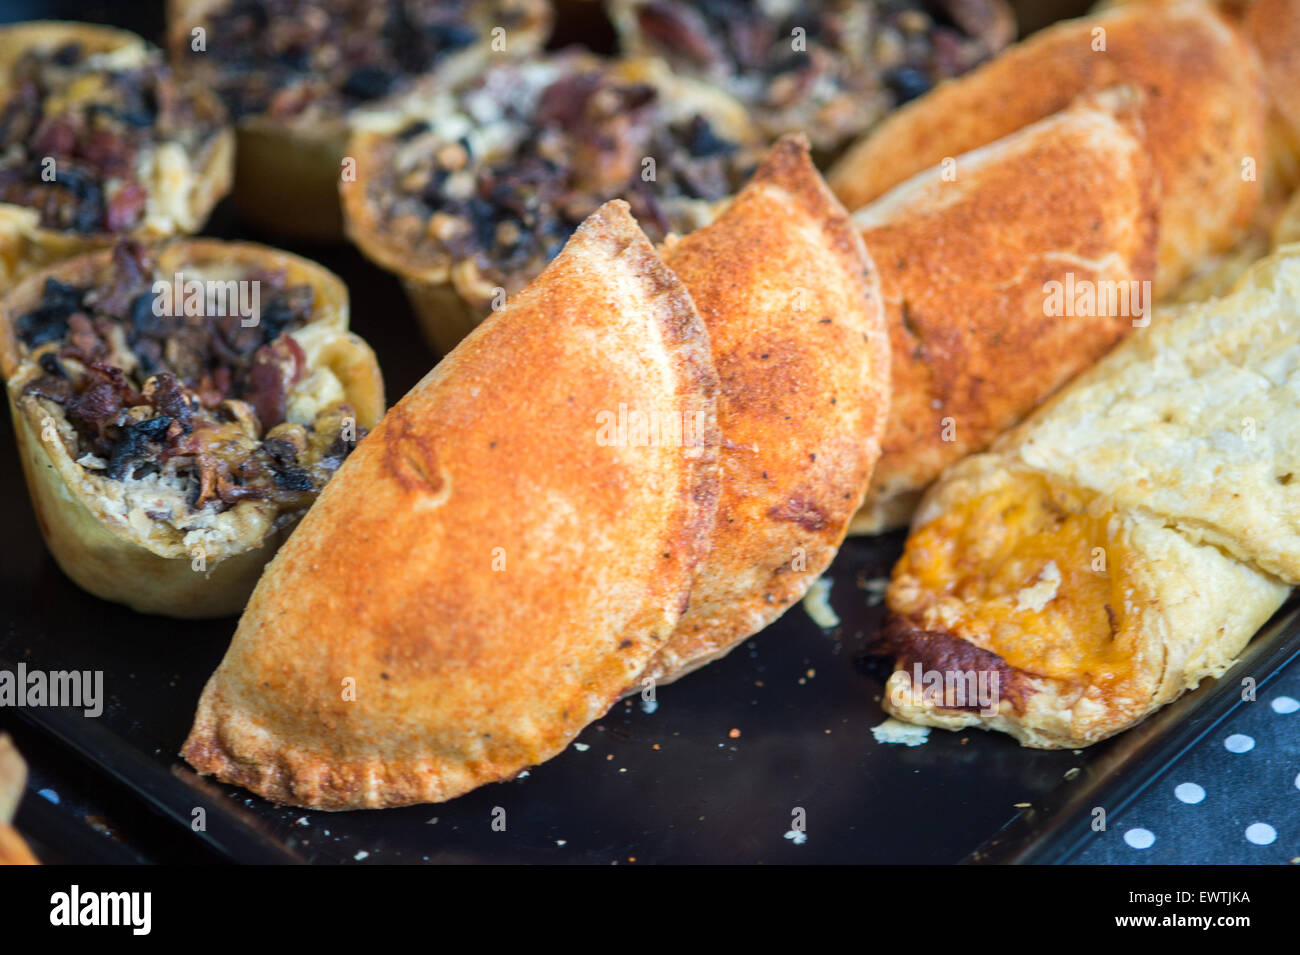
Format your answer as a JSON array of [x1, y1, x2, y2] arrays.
[[342, 52, 763, 353], [0, 240, 384, 619], [183, 202, 721, 809], [166, 0, 551, 240], [608, 0, 1014, 155], [849, 92, 1159, 534], [877, 246, 1300, 749], [641, 136, 889, 685], [827, 0, 1269, 297], [0, 22, 232, 285]]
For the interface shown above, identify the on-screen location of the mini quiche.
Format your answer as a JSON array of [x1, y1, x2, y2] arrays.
[[608, 0, 1014, 155], [166, 0, 552, 240], [0, 22, 233, 285], [877, 246, 1300, 749], [342, 52, 762, 352], [0, 240, 384, 619]]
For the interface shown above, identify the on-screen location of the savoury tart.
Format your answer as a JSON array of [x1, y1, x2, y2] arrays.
[[0, 21, 233, 285], [342, 51, 762, 353], [0, 239, 384, 618], [608, 0, 1014, 156], [166, 0, 551, 240]]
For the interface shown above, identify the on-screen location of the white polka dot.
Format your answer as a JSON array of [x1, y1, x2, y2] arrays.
[[1271, 695, 1300, 714], [1294, 772, 1299, 792], [1124, 828, 1156, 849], [1174, 782, 1205, 804], [1245, 823, 1276, 846], [1224, 733, 1255, 753]]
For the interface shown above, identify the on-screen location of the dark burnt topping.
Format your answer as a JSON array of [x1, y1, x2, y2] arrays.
[[17, 241, 365, 516], [871, 614, 1030, 714], [183, 0, 528, 121], [374, 57, 760, 301], [0, 40, 222, 233], [623, 0, 1013, 149]]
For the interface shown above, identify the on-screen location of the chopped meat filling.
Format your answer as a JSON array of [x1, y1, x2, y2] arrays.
[[618, 0, 1014, 150], [0, 40, 223, 233], [17, 241, 365, 517], [178, 0, 534, 122], [369, 55, 762, 303]]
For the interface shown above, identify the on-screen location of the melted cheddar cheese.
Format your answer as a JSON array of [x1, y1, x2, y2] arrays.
[[889, 471, 1141, 688]]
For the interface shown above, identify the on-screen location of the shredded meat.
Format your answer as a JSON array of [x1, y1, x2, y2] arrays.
[[0, 40, 223, 233], [17, 241, 365, 517]]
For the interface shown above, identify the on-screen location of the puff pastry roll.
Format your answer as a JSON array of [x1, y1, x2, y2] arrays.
[[877, 247, 1300, 749], [0, 22, 232, 284], [183, 201, 721, 808], [828, 0, 1269, 296], [850, 92, 1159, 533], [0, 240, 384, 618], [642, 135, 889, 684], [166, 0, 551, 239], [343, 51, 761, 353], [607, 0, 1014, 154]]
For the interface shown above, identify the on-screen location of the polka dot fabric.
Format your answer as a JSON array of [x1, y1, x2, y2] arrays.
[[1071, 664, 1300, 864]]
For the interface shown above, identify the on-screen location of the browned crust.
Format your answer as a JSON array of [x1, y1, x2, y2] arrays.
[[183, 201, 724, 809], [827, 0, 1266, 296], [852, 96, 1159, 533], [640, 135, 889, 684], [0, 21, 234, 275]]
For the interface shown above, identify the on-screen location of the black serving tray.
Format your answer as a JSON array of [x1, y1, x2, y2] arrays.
[[7, 0, 1296, 866]]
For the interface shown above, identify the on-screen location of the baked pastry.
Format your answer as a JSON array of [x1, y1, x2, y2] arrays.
[[607, 0, 1014, 155], [827, 0, 1269, 296], [876, 246, 1300, 748], [183, 201, 722, 809], [849, 92, 1159, 534], [642, 135, 889, 684], [0, 240, 384, 618], [342, 52, 762, 353], [0, 21, 232, 284], [166, 0, 551, 240], [0, 735, 37, 866]]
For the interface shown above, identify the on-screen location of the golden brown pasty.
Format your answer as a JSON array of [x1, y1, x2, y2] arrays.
[[642, 135, 889, 684], [166, 0, 551, 240], [877, 246, 1300, 748], [341, 51, 762, 353], [0, 21, 232, 285], [183, 200, 722, 808], [0, 240, 384, 618], [850, 92, 1159, 533], [827, 0, 1269, 297]]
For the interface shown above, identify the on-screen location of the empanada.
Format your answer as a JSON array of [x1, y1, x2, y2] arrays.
[[0, 240, 384, 618], [850, 92, 1159, 533], [183, 201, 721, 809], [166, 0, 551, 240], [0, 21, 233, 284], [342, 51, 762, 353], [642, 135, 889, 685], [827, 0, 1268, 296], [877, 246, 1300, 748]]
